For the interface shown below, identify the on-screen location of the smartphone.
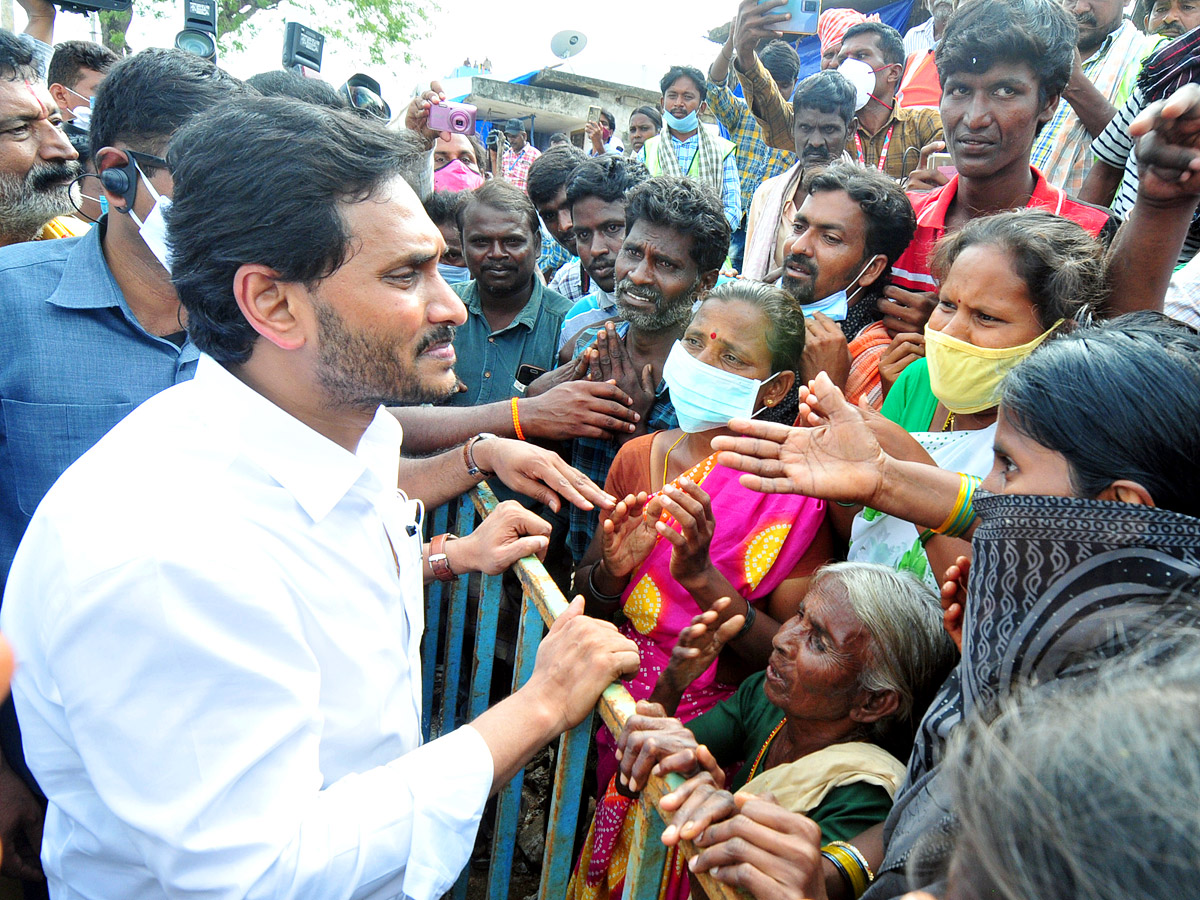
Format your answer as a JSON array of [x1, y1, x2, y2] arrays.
[[515, 364, 547, 387], [587, 105, 603, 125], [928, 151, 957, 176], [763, 0, 820, 36]]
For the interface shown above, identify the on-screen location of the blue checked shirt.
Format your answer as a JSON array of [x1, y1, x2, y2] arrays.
[[638, 133, 744, 232], [565, 322, 677, 561], [706, 75, 797, 215]]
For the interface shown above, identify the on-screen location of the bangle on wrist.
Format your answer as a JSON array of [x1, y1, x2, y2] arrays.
[[821, 842, 874, 900], [932, 473, 981, 537], [733, 600, 757, 640], [588, 561, 625, 603], [511, 396, 526, 441], [463, 432, 497, 478], [428, 533, 458, 582]]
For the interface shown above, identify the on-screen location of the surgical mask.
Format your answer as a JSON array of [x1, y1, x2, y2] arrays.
[[837, 58, 879, 111], [434, 158, 484, 193], [128, 164, 172, 274], [924, 319, 1063, 414], [64, 86, 93, 130], [662, 341, 780, 433], [662, 107, 699, 133], [437, 261, 471, 285], [799, 257, 876, 322]]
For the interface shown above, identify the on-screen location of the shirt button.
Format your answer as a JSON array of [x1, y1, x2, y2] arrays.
[[484, 371, 491, 378], [488, 337, 495, 343]]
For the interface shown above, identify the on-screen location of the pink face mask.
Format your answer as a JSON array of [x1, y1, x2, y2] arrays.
[[434, 158, 485, 193]]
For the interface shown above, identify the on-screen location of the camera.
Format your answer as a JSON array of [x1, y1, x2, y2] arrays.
[[283, 23, 324, 72], [175, 0, 218, 62], [50, 0, 131, 14], [428, 101, 477, 135]]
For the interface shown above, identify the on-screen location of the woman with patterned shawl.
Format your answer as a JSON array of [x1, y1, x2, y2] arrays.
[[568, 282, 833, 900], [694, 314, 1200, 900]]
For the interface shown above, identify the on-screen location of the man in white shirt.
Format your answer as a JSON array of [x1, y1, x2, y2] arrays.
[[0, 95, 639, 900]]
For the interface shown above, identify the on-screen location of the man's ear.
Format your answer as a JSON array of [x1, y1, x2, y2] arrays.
[[856, 254, 889, 289], [885, 62, 903, 88], [1038, 92, 1061, 126], [93, 146, 135, 212], [1096, 479, 1156, 508], [699, 268, 720, 295], [850, 688, 900, 725], [232, 263, 307, 352], [700, 99, 710, 116], [48, 83, 72, 113]]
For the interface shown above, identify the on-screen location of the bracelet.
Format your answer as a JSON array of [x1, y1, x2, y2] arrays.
[[428, 533, 457, 582], [821, 841, 874, 899], [733, 601, 757, 640], [587, 561, 625, 603], [510, 396, 526, 441], [463, 432, 497, 478], [932, 473, 981, 538]]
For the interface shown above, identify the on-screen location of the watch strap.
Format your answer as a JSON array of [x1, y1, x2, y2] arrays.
[[429, 532, 457, 582]]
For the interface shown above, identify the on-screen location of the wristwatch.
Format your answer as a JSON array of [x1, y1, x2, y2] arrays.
[[428, 532, 458, 582], [464, 432, 498, 478]]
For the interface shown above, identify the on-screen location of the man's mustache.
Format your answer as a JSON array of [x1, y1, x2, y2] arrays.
[[416, 325, 456, 354], [29, 160, 84, 193]]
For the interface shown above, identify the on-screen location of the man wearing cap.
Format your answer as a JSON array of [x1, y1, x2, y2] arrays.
[[734, 1, 942, 180], [499, 118, 541, 191], [818, 6, 877, 70]]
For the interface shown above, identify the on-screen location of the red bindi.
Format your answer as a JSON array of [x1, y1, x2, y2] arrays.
[[710, 332, 717, 339]]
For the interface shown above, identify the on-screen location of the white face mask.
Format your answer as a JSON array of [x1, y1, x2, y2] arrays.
[[128, 165, 172, 274], [662, 341, 780, 433], [837, 57, 877, 111]]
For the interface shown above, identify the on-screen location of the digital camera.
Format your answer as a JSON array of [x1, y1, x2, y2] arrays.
[[428, 101, 478, 135]]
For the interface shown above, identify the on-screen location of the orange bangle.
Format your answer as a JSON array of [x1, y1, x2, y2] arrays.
[[511, 396, 526, 441]]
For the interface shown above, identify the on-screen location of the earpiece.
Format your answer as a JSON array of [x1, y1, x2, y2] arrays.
[[99, 167, 130, 196], [98, 153, 139, 214]]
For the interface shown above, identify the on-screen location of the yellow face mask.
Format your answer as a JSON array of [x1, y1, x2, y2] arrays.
[[924, 319, 1063, 415]]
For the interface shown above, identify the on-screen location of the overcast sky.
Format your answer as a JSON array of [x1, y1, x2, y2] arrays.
[[30, 0, 739, 105]]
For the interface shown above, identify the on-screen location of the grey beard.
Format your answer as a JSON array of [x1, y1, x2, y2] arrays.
[[615, 277, 702, 332], [0, 170, 76, 244]]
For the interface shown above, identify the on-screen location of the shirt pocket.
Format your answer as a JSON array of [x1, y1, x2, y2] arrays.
[[3, 399, 137, 517]]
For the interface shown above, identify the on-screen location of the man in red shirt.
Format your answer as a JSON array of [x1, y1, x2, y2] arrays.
[[889, 0, 1117, 299]]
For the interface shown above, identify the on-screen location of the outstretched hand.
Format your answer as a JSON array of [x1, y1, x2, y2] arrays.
[[404, 80, 451, 147], [1129, 83, 1200, 203], [474, 438, 616, 514], [939, 554, 970, 651], [600, 492, 658, 578], [660, 598, 745, 696], [712, 372, 889, 502]]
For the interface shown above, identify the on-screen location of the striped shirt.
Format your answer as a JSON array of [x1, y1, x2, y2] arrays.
[[1093, 84, 1200, 265], [1030, 21, 1157, 195]]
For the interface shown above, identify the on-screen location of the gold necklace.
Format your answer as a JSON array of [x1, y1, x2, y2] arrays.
[[749, 717, 787, 779], [942, 411, 956, 432]]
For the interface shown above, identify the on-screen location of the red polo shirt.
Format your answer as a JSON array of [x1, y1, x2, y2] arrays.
[[891, 167, 1116, 293]]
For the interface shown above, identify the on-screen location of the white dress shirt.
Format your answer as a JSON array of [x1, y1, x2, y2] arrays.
[[2, 355, 493, 900]]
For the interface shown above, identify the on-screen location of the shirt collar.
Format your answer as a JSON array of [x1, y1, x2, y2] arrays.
[[193, 354, 403, 523], [464, 276, 546, 333], [916, 167, 1062, 230], [44, 223, 126, 311]]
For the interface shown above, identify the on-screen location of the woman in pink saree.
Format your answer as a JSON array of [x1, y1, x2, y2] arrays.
[[570, 282, 832, 900]]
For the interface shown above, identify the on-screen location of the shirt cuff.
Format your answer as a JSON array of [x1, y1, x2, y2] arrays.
[[401, 724, 493, 900]]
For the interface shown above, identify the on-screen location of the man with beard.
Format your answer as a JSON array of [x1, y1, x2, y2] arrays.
[[1080, 0, 1200, 264], [555, 154, 650, 354], [0, 29, 85, 246], [525, 145, 591, 299], [776, 161, 916, 410], [1027, 0, 1158, 194], [446, 180, 573, 407], [0, 95, 639, 899], [559, 175, 729, 561], [743, 71, 856, 282]]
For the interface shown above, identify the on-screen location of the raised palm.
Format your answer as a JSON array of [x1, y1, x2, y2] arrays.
[[601, 492, 659, 578]]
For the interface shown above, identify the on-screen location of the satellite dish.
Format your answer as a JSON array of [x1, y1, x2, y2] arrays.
[[551, 30, 588, 60]]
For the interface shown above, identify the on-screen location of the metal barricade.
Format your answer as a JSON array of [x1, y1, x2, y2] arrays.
[[423, 483, 747, 900]]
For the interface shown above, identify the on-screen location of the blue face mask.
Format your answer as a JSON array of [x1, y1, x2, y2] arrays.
[[662, 341, 780, 433], [437, 262, 471, 285], [663, 107, 699, 133], [798, 257, 879, 322]]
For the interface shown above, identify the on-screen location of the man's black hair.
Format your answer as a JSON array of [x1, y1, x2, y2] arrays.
[[624, 176, 730, 273], [807, 161, 917, 272], [548, 131, 570, 145], [168, 97, 414, 365], [760, 40, 801, 89], [91, 48, 250, 157], [0, 28, 37, 82], [456, 179, 541, 244], [245, 70, 348, 110], [660, 65, 708, 103], [424, 190, 464, 228], [936, 0, 1077, 104], [599, 108, 616, 131], [792, 70, 857, 128], [525, 144, 587, 206], [566, 155, 650, 208], [841, 21, 907, 67], [47, 40, 118, 90]]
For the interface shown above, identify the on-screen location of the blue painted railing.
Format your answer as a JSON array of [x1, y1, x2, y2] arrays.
[[422, 484, 746, 900]]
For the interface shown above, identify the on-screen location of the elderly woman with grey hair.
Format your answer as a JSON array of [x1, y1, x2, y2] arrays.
[[612, 563, 957, 854]]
